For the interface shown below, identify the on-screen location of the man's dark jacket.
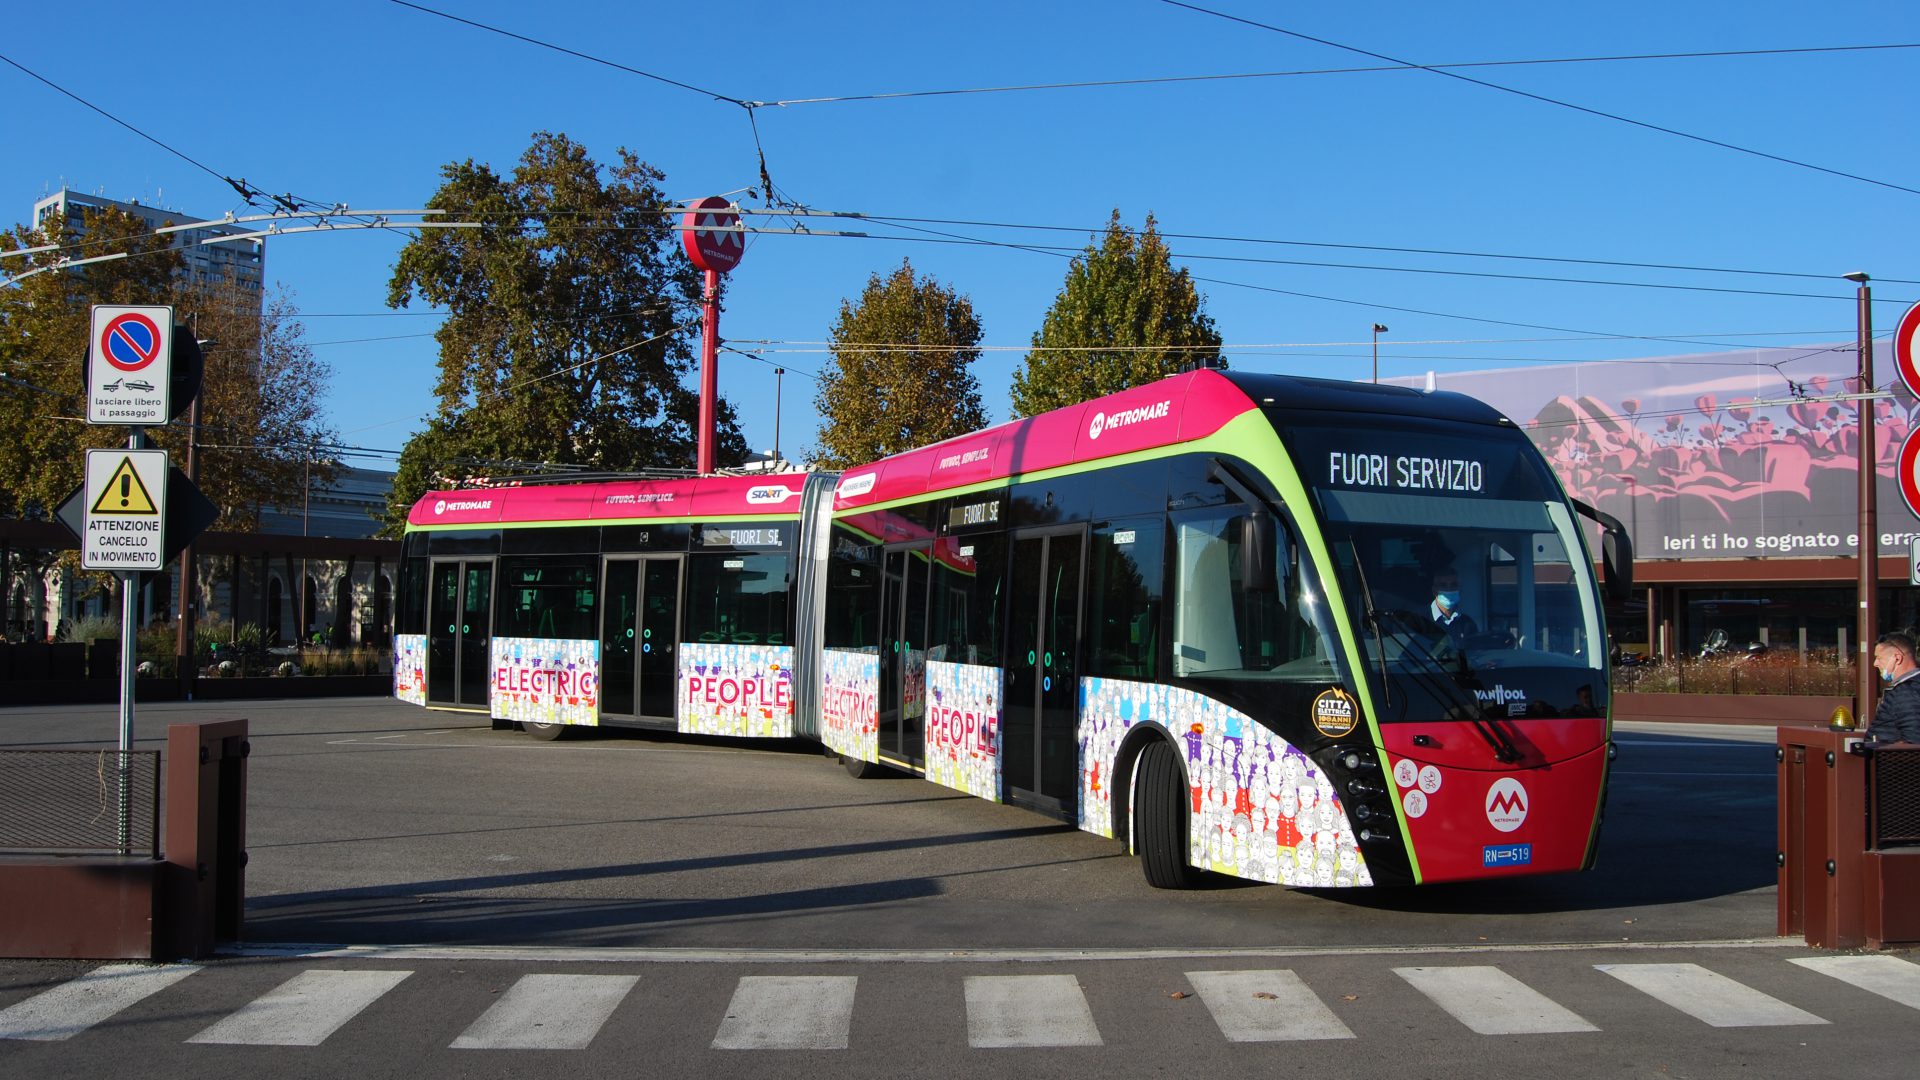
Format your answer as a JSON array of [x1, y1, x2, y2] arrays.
[[1874, 672, 1920, 744]]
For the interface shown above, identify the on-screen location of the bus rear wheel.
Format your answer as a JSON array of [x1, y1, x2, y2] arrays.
[[524, 722, 568, 741], [1136, 741, 1202, 889], [844, 753, 887, 779]]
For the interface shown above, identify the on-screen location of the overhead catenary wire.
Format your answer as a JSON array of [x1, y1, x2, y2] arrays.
[[754, 42, 1920, 107], [0, 51, 261, 207], [389, 0, 746, 105], [1159, 0, 1920, 198]]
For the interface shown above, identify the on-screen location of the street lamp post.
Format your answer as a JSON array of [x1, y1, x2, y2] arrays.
[[1845, 271, 1877, 727], [1371, 324, 1388, 384], [773, 367, 785, 466], [173, 339, 208, 697]]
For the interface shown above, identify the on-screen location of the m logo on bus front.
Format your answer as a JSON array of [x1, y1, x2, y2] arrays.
[[1485, 777, 1529, 832]]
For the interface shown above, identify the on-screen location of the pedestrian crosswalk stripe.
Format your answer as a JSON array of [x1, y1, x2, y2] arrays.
[[189, 969, 412, 1046], [964, 974, 1103, 1048], [1596, 963, 1828, 1027], [1186, 969, 1354, 1042], [1395, 966, 1599, 1035], [712, 975, 857, 1050], [0, 963, 200, 1042], [1790, 955, 1920, 1011], [451, 973, 638, 1051]]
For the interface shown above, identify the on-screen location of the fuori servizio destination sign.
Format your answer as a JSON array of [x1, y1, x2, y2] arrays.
[[82, 449, 168, 571]]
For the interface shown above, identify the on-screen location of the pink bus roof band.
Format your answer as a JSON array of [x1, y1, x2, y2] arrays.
[[409, 473, 809, 527], [832, 369, 1256, 511]]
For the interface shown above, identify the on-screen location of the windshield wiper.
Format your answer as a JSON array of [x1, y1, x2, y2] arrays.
[[1468, 710, 1524, 764]]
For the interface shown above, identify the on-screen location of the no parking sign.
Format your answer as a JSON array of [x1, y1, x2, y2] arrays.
[[1897, 301, 1920, 522], [86, 304, 174, 425], [1898, 300, 1920, 400]]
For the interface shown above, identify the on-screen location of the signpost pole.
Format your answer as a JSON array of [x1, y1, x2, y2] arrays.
[[117, 429, 147, 854], [1848, 273, 1876, 729]]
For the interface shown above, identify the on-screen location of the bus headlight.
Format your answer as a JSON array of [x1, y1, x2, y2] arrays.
[[1336, 746, 1377, 772]]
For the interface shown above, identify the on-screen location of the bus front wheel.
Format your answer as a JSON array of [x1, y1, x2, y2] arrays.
[[844, 754, 887, 779], [524, 722, 568, 741], [1136, 741, 1202, 889]]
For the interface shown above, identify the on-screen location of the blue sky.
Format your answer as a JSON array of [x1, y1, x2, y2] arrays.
[[4, 1, 1915, 471]]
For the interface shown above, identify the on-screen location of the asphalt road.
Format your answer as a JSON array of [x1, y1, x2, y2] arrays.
[[3, 697, 1911, 1079], [1, 697, 1782, 950]]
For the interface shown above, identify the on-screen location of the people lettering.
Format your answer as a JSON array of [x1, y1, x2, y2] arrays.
[[925, 703, 997, 756], [686, 672, 791, 711]]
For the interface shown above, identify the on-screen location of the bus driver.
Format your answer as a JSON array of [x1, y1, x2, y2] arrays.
[[1429, 567, 1478, 646]]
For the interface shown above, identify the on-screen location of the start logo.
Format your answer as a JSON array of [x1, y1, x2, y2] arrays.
[[1485, 777, 1529, 832], [746, 485, 796, 505]]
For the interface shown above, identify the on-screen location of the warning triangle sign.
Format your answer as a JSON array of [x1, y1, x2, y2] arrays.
[[90, 457, 160, 515]]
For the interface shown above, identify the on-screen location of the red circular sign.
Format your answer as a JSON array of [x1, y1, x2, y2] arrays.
[[99, 311, 163, 372], [1900, 426, 1920, 521], [680, 195, 745, 275], [1895, 300, 1920, 399]]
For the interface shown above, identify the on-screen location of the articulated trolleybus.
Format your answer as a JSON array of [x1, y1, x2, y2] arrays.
[[394, 370, 1632, 889]]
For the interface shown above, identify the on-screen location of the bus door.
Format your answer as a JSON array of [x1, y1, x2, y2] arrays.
[[600, 556, 683, 723], [878, 543, 930, 766], [1004, 527, 1085, 813], [427, 558, 494, 709]]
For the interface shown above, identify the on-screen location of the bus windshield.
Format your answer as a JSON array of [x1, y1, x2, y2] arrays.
[[1282, 419, 1607, 722]]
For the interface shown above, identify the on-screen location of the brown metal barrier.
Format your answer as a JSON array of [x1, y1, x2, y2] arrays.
[[0, 720, 247, 960], [1778, 729, 1920, 949], [0, 749, 159, 857]]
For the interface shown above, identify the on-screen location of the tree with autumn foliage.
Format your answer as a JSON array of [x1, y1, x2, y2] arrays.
[[1009, 210, 1222, 417], [812, 260, 988, 469], [380, 132, 746, 533]]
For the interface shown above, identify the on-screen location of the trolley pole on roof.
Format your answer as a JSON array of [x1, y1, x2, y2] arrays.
[[680, 198, 748, 474], [1846, 271, 1876, 728]]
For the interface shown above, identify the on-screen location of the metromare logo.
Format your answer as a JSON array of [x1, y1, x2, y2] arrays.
[[1087, 400, 1170, 440], [1483, 843, 1532, 868], [1484, 777, 1529, 832]]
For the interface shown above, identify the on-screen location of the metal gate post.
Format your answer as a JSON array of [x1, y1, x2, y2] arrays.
[[158, 718, 249, 960], [1777, 727, 1867, 948]]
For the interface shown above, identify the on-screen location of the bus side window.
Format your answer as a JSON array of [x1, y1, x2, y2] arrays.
[[1089, 517, 1163, 680], [825, 527, 880, 653], [1173, 510, 1244, 676]]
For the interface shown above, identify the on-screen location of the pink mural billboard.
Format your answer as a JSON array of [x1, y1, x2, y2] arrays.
[[1402, 342, 1920, 560]]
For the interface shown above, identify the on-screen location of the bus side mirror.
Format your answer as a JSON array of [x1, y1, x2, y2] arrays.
[[1574, 499, 1634, 604], [1241, 511, 1277, 594], [1601, 526, 1633, 604]]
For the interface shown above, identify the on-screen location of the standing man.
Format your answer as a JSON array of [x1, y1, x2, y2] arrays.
[[1869, 632, 1920, 744]]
